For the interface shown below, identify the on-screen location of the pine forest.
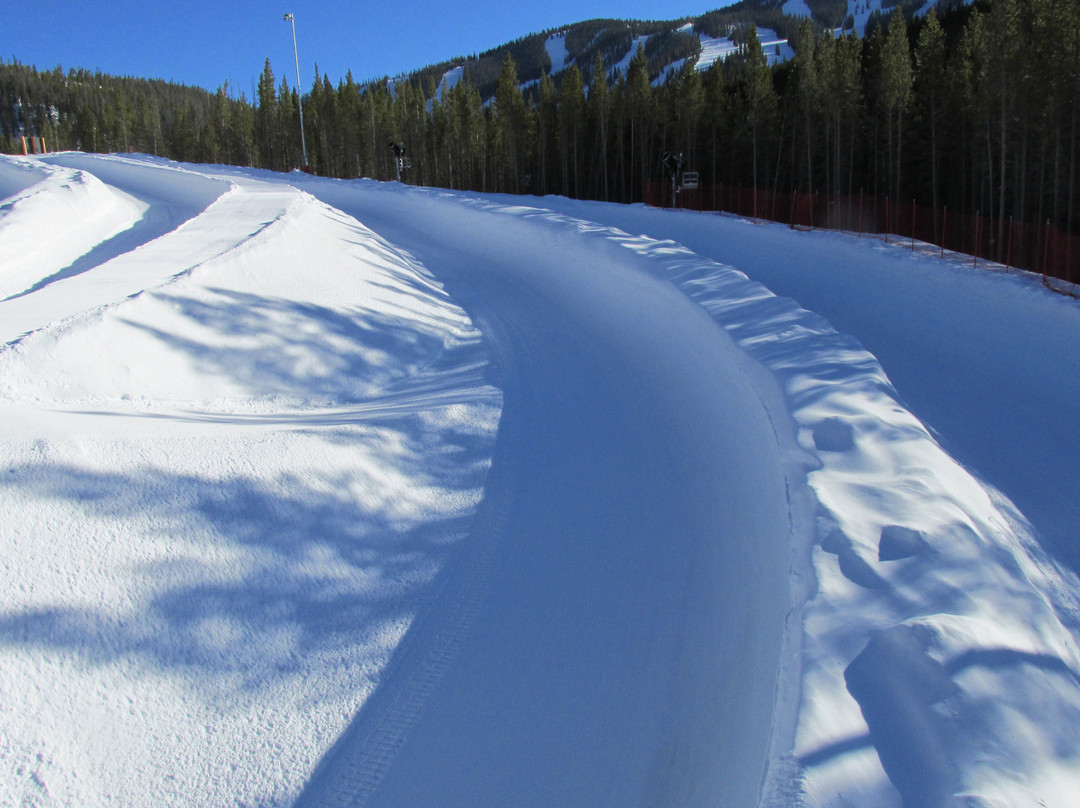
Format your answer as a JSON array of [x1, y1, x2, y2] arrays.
[[3, 0, 1079, 248]]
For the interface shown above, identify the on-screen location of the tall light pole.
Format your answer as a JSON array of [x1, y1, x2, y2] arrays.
[[283, 12, 309, 171]]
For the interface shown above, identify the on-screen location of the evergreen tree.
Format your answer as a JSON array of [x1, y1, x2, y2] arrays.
[[256, 59, 277, 170], [625, 42, 653, 202], [587, 52, 611, 201], [560, 63, 585, 197], [984, 0, 1022, 250], [494, 53, 529, 192], [701, 62, 727, 193], [954, 9, 990, 216], [878, 10, 913, 204], [538, 70, 558, 195], [744, 27, 779, 209], [915, 9, 946, 218], [672, 60, 704, 174], [791, 20, 822, 194]]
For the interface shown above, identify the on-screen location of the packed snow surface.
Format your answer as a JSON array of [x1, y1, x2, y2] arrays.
[[434, 65, 465, 101], [1, 153, 1079, 808], [757, 29, 796, 66], [683, 23, 793, 74], [545, 32, 570, 75]]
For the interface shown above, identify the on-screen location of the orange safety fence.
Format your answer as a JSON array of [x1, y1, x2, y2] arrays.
[[647, 182, 1079, 290]]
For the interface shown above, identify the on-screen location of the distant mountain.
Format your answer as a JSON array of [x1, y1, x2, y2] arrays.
[[379, 0, 965, 100]]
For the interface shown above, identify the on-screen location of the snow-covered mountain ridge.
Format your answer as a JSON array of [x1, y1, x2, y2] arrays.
[[398, 0, 965, 99]]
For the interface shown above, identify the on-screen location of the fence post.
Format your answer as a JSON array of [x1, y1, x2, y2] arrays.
[[974, 211, 980, 269], [1006, 216, 1013, 271], [940, 205, 947, 259], [1042, 219, 1050, 286]]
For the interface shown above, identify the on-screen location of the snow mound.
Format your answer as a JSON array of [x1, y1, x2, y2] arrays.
[[610, 219, 1080, 807], [0, 156, 144, 300], [0, 158, 500, 808]]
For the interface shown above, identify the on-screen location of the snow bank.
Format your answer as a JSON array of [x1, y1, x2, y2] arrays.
[[0, 154, 232, 343], [0, 155, 49, 199], [0, 155, 144, 301], [527, 197, 1080, 806], [631, 226, 1077, 807], [0, 158, 499, 807]]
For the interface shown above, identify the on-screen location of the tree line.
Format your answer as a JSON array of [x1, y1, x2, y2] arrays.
[[2, 0, 1078, 242]]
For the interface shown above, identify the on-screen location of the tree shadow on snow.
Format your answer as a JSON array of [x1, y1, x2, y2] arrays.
[[0, 411, 494, 696], [0, 279, 501, 698], [119, 286, 478, 404]]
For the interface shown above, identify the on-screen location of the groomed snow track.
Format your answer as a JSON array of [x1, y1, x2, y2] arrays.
[[293, 183, 795, 807]]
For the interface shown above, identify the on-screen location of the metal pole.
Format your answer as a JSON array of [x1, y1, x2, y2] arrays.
[[1043, 219, 1050, 285], [1006, 216, 1013, 271], [284, 13, 309, 170], [940, 205, 946, 259], [974, 210, 980, 269]]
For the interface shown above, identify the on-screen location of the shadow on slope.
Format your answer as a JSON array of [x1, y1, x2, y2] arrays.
[[125, 285, 461, 402], [0, 267, 500, 697], [3, 203, 178, 301], [0, 392, 495, 693]]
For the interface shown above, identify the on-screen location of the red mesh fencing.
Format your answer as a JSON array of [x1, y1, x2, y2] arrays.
[[647, 182, 1079, 290]]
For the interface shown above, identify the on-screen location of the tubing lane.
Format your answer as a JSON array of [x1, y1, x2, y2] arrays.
[[297, 182, 792, 808]]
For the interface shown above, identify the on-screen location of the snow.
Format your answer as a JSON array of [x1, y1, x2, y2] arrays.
[[528, 196, 1080, 805], [0, 157, 145, 302], [695, 31, 740, 72], [692, 26, 793, 74], [545, 31, 569, 75], [758, 28, 796, 66], [784, 0, 814, 18], [2, 153, 1080, 808], [851, 0, 882, 36], [611, 34, 651, 77], [434, 65, 464, 101], [654, 58, 688, 86], [0, 154, 499, 807]]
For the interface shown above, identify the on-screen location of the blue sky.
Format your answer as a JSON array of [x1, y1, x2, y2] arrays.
[[4, 1, 729, 96]]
